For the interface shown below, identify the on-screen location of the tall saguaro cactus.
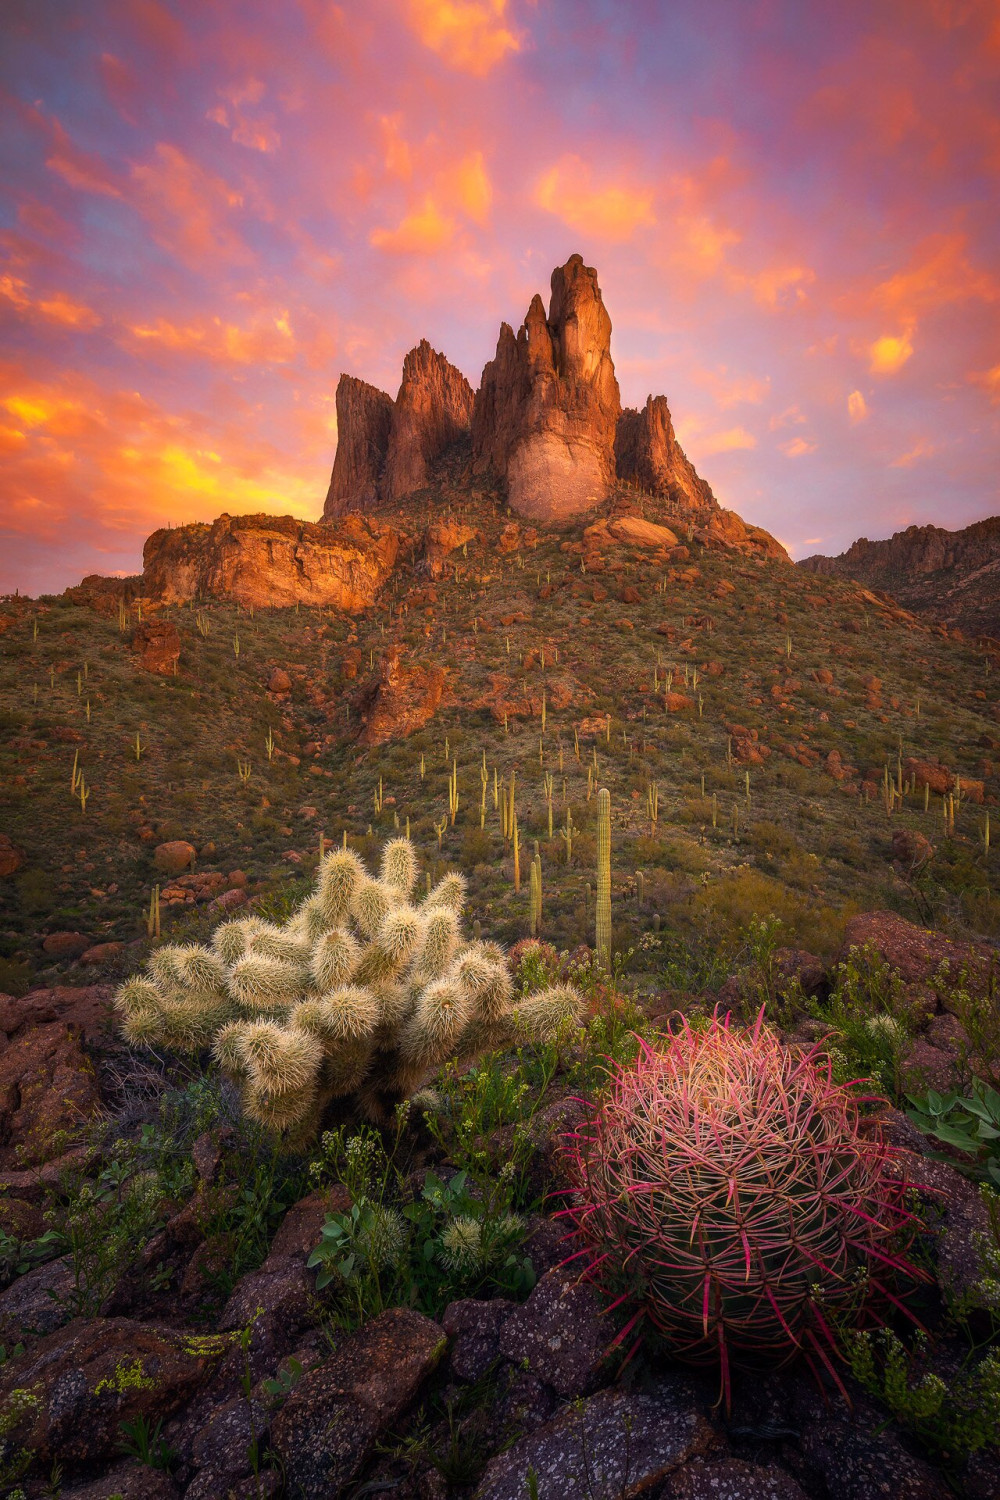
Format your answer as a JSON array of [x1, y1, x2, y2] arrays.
[[596, 786, 612, 968]]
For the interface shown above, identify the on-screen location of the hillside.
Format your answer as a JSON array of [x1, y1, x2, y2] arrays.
[[2, 255, 1000, 1500], [800, 516, 1000, 641]]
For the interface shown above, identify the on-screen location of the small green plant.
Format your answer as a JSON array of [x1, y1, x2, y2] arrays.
[[906, 1082, 1000, 1184], [307, 1121, 535, 1325], [846, 1328, 1000, 1464], [117, 1415, 175, 1471]]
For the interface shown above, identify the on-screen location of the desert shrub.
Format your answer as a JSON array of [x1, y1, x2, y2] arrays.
[[561, 1012, 922, 1408], [846, 1328, 1000, 1464], [684, 867, 847, 953]]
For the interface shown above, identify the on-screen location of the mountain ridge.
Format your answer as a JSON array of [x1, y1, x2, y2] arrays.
[[799, 516, 1000, 640]]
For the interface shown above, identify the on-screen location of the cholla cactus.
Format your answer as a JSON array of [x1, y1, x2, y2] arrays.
[[115, 837, 582, 1137], [560, 1010, 922, 1410]]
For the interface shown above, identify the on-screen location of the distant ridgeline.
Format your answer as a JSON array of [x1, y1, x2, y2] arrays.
[[800, 517, 1000, 642]]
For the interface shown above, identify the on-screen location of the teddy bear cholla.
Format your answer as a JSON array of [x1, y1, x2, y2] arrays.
[[115, 838, 581, 1136]]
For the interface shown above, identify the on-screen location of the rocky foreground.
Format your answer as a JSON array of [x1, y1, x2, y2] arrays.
[[0, 910, 998, 1499]]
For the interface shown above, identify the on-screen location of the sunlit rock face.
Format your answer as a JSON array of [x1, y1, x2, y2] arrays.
[[615, 395, 717, 523], [323, 375, 394, 520], [143, 512, 401, 611], [472, 254, 621, 523], [382, 341, 475, 502]]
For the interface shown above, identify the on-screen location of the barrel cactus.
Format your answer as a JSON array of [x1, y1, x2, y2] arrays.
[[115, 837, 582, 1137], [560, 1010, 921, 1407]]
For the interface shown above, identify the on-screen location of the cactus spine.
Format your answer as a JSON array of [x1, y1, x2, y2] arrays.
[[596, 787, 612, 968]]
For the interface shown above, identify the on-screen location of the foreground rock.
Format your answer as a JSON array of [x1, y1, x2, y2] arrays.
[[0, 1318, 227, 1471], [270, 1307, 446, 1497], [498, 1267, 607, 1397], [474, 1379, 714, 1500], [143, 512, 401, 611], [0, 1017, 100, 1168]]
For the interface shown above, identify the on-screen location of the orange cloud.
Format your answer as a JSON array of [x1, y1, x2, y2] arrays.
[[44, 118, 123, 198], [970, 362, 1000, 402], [869, 329, 914, 374], [125, 310, 297, 364], [890, 438, 935, 467], [847, 389, 868, 422], [780, 437, 818, 457], [1, 275, 102, 330], [698, 426, 757, 455], [0, 363, 323, 547], [449, 150, 492, 224], [535, 155, 655, 242], [131, 143, 252, 266], [369, 195, 457, 254], [406, 0, 522, 75], [742, 262, 815, 308], [208, 79, 281, 153], [873, 233, 998, 318]]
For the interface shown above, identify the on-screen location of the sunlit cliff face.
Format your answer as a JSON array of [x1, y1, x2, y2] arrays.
[[1, 0, 998, 594]]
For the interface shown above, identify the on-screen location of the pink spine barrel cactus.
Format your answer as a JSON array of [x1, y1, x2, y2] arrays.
[[560, 1010, 922, 1408]]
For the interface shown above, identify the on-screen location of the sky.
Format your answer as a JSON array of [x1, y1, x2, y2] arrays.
[[1, 0, 998, 596]]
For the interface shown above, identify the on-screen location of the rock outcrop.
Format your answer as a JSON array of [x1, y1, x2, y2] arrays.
[[382, 341, 474, 502], [143, 513, 401, 611], [323, 375, 394, 519], [472, 254, 621, 523], [799, 516, 1000, 639], [615, 395, 716, 522]]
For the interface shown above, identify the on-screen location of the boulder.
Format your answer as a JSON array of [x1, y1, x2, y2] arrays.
[[839, 911, 996, 993], [891, 829, 935, 869], [153, 840, 196, 876], [423, 520, 478, 578], [218, 1255, 314, 1334], [265, 1184, 351, 1264], [0, 1317, 227, 1471], [270, 1307, 446, 1498], [474, 1379, 714, 1500], [498, 1267, 607, 1397], [354, 645, 445, 746], [41, 930, 91, 959], [0, 984, 115, 1044], [0, 833, 25, 878], [0, 1254, 75, 1345], [267, 667, 292, 694], [665, 1459, 809, 1498], [59, 1462, 179, 1499], [323, 373, 394, 518], [79, 941, 124, 966], [895, 1151, 993, 1309], [382, 340, 474, 501], [472, 254, 621, 523], [132, 618, 181, 674], [0, 1019, 100, 1168], [442, 1297, 516, 1382], [143, 512, 401, 612]]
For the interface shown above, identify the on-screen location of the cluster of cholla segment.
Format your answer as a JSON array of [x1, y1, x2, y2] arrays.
[[115, 838, 582, 1135]]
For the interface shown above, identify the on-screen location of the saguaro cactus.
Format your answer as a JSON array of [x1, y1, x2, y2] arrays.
[[596, 787, 612, 968]]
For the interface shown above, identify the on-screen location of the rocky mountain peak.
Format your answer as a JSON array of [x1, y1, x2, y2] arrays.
[[382, 340, 474, 503]]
